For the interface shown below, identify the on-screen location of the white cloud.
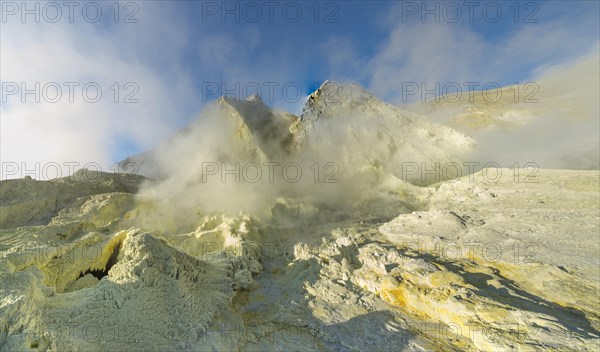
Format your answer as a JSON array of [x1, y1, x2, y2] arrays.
[[366, 21, 488, 102], [318, 36, 365, 82], [1, 2, 195, 179], [320, 2, 599, 105]]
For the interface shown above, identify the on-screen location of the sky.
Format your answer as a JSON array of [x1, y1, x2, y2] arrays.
[[1, 0, 599, 178]]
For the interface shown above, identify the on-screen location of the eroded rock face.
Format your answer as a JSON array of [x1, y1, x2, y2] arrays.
[[0, 170, 143, 229], [2, 169, 598, 351], [0, 226, 260, 351]]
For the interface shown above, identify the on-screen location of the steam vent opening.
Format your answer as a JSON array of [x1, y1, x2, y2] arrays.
[[78, 241, 122, 281]]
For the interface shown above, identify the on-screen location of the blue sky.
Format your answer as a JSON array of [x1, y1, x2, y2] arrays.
[[1, 0, 599, 175]]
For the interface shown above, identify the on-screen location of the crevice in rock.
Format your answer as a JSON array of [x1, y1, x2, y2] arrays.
[[78, 240, 122, 280]]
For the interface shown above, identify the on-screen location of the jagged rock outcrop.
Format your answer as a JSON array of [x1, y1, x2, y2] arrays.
[[120, 82, 473, 186], [292, 81, 474, 185]]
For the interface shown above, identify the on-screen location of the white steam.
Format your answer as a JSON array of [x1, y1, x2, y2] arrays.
[[131, 84, 472, 227], [407, 49, 600, 170]]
